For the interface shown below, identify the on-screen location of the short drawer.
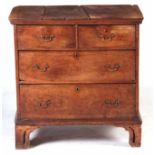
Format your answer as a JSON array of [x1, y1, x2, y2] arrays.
[[19, 51, 135, 83], [79, 25, 135, 49], [20, 84, 136, 120], [17, 26, 76, 50]]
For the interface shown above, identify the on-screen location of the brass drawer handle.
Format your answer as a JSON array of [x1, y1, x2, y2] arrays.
[[37, 100, 51, 109], [104, 99, 120, 107], [104, 64, 120, 72], [98, 31, 115, 41], [34, 64, 49, 72], [40, 34, 55, 41]]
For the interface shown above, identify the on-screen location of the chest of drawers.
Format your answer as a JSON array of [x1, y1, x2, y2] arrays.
[[9, 5, 143, 148]]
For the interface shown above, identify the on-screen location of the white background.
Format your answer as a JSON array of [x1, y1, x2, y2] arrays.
[[0, 0, 154, 155]]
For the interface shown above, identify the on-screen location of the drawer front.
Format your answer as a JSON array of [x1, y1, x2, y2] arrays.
[[79, 25, 135, 49], [20, 84, 136, 120], [19, 51, 135, 83], [17, 26, 76, 50]]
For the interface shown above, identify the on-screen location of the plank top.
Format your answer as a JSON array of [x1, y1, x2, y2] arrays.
[[9, 5, 143, 24]]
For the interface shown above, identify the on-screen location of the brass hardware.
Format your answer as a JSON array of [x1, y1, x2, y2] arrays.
[[40, 34, 55, 41], [97, 31, 115, 41], [98, 33, 104, 39], [109, 33, 115, 41], [104, 99, 120, 107], [37, 100, 51, 109], [104, 64, 120, 72], [34, 64, 49, 72]]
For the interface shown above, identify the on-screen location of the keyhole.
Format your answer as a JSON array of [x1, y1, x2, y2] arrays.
[[76, 87, 80, 92], [75, 53, 80, 59]]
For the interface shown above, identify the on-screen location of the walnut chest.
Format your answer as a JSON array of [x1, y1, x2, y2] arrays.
[[9, 5, 143, 148]]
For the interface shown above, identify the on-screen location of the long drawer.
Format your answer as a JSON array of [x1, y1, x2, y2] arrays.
[[20, 84, 136, 120], [19, 51, 135, 83]]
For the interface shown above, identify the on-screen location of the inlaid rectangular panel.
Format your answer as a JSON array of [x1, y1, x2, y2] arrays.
[[82, 5, 143, 19]]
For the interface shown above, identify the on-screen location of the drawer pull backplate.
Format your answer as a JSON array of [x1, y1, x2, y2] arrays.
[[34, 64, 49, 72], [104, 64, 120, 72], [40, 34, 55, 41], [104, 99, 120, 107], [37, 100, 52, 109]]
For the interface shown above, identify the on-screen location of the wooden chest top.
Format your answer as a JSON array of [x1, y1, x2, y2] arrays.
[[9, 5, 143, 24]]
